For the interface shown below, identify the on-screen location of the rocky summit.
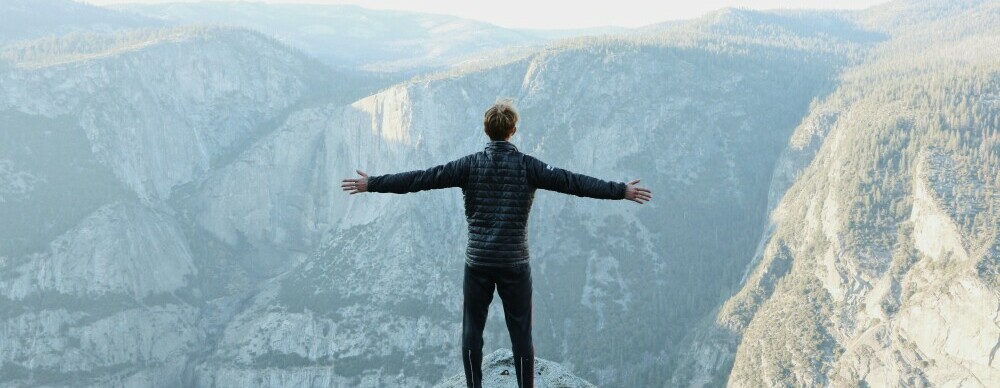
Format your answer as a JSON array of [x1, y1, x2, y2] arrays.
[[435, 349, 597, 388]]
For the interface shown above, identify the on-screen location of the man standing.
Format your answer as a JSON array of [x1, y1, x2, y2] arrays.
[[342, 99, 651, 387]]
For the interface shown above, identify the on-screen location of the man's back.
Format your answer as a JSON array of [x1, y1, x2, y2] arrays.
[[464, 141, 536, 266], [366, 140, 628, 267], [463, 141, 627, 267]]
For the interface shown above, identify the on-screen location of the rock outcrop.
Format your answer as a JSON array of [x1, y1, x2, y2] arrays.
[[435, 349, 597, 388]]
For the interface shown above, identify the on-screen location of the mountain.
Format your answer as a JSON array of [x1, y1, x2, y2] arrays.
[[0, 24, 370, 387], [0, 25, 367, 205], [674, 0, 999, 386], [0, 23, 382, 258], [113, 1, 613, 74], [434, 349, 597, 388], [0, 0, 159, 43]]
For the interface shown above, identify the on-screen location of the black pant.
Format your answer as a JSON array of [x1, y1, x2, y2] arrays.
[[462, 262, 534, 388]]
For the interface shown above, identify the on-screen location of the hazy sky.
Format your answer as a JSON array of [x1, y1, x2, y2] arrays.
[[83, 0, 893, 29]]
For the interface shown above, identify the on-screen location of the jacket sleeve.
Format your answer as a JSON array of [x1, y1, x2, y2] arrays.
[[525, 155, 627, 200], [367, 155, 470, 194]]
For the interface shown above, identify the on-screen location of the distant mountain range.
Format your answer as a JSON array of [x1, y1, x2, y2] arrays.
[[113, 1, 630, 74], [0, 0, 160, 43]]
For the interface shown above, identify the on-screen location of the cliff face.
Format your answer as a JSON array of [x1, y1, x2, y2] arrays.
[[0, 26, 326, 203], [676, 1, 1000, 386], [0, 25, 339, 387], [0, 201, 200, 387]]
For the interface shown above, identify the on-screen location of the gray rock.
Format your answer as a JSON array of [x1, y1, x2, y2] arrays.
[[435, 349, 597, 388]]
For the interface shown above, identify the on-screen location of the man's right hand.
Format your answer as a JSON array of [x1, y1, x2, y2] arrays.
[[624, 179, 652, 204], [342, 170, 369, 194]]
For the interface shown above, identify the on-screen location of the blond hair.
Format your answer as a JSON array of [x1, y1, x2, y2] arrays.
[[483, 98, 518, 140]]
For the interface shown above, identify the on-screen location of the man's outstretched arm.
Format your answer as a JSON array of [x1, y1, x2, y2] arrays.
[[526, 156, 652, 204], [341, 156, 470, 195]]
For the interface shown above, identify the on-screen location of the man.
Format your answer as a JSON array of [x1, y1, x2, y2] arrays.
[[341, 99, 651, 388]]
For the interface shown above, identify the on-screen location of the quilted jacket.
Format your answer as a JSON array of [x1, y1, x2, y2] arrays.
[[367, 140, 627, 267]]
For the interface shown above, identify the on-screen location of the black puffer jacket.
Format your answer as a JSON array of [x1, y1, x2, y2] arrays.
[[367, 140, 626, 267]]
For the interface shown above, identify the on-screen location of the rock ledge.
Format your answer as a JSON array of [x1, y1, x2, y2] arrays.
[[435, 349, 598, 388]]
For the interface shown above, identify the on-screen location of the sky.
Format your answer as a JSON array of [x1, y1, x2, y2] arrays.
[[82, 0, 894, 29]]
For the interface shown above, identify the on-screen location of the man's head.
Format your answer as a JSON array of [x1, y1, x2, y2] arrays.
[[484, 98, 518, 141]]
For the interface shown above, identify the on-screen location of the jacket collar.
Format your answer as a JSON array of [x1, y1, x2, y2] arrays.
[[485, 140, 518, 153]]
